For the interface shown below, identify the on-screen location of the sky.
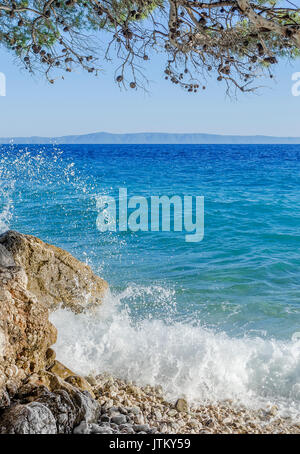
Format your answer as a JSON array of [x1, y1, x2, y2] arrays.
[[0, 45, 300, 138]]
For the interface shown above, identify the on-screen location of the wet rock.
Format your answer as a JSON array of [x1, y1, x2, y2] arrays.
[[0, 402, 57, 434], [0, 378, 101, 434], [0, 231, 109, 417], [34, 387, 78, 434], [48, 360, 75, 380], [71, 388, 100, 425]]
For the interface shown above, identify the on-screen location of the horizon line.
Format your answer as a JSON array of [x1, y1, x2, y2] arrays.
[[1, 131, 300, 139]]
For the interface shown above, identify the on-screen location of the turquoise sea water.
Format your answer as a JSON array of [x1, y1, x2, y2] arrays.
[[1, 144, 299, 417]]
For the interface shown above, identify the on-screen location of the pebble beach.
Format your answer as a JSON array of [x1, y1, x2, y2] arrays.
[[72, 373, 300, 434]]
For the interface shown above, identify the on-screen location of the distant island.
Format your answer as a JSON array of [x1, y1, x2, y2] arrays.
[[1, 132, 300, 145]]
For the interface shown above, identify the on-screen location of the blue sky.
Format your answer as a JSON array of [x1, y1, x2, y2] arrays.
[[0, 46, 299, 137]]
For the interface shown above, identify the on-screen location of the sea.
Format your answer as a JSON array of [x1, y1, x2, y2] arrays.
[[0, 143, 299, 419]]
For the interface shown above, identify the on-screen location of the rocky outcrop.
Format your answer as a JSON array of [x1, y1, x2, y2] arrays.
[[0, 231, 108, 313], [0, 263, 57, 408], [0, 402, 57, 434], [0, 376, 100, 434], [0, 231, 106, 434]]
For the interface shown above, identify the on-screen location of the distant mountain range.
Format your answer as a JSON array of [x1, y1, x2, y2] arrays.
[[1, 132, 300, 145]]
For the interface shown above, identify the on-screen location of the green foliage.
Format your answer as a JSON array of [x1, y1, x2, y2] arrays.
[[0, 0, 299, 92], [0, 0, 161, 53]]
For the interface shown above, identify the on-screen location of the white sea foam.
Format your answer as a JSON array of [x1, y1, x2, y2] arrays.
[[50, 286, 300, 421]]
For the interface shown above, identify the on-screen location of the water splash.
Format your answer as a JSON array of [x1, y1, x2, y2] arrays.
[[0, 144, 90, 235], [0, 180, 14, 233], [50, 287, 300, 421]]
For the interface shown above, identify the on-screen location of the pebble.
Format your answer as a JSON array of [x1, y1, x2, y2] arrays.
[[133, 424, 150, 433], [90, 424, 112, 434], [175, 398, 189, 413], [268, 406, 279, 417], [111, 414, 127, 425], [108, 406, 120, 416]]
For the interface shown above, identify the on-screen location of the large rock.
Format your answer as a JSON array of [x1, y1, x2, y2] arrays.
[[0, 402, 57, 434], [0, 264, 57, 407], [0, 376, 100, 434], [0, 231, 105, 433], [0, 230, 108, 312]]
